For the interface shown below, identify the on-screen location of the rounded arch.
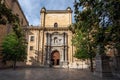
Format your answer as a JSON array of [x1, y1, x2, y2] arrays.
[[51, 50, 60, 65], [51, 32, 59, 35]]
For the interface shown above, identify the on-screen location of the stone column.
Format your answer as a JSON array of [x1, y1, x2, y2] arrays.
[[45, 47, 47, 65], [63, 32, 65, 61], [65, 47, 68, 62], [62, 32, 68, 68], [49, 34, 52, 67], [45, 33, 49, 65], [65, 33, 68, 62], [114, 48, 120, 78]]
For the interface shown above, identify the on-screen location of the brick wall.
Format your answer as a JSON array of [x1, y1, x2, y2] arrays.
[[0, 0, 28, 68]]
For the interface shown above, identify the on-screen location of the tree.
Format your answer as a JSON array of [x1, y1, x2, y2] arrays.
[[0, 1, 27, 69], [72, 30, 90, 59], [2, 31, 27, 69], [72, 0, 98, 72], [0, 1, 19, 25], [72, 0, 120, 72], [105, 0, 120, 54]]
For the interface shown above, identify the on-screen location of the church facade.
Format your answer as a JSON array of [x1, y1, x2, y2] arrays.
[[26, 7, 88, 68]]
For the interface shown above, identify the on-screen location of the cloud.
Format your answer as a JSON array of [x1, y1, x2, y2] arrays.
[[18, 0, 74, 26]]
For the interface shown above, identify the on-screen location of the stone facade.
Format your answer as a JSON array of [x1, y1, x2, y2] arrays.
[[26, 7, 89, 68]]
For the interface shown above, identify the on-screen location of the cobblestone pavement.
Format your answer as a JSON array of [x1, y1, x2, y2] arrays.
[[0, 68, 119, 80]]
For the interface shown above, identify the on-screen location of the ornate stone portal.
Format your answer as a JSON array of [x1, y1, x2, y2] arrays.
[[45, 32, 68, 67]]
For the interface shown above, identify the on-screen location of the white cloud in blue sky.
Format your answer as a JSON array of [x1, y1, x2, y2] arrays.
[[18, 0, 75, 26]]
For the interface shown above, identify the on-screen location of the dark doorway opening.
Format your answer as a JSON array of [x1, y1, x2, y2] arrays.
[[57, 59, 59, 65], [51, 50, 60, 65]]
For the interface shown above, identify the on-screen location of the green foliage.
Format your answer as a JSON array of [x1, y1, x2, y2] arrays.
[[73, 0, 96, 60], [13, 22, 23, 38], [2, 23, 27, 69], [73, 30, 90, 59], [2, 32, 27, 62], [2, 24, 26, 61], [2, 31, 27, 70], [0, 2, 27, 68], [73, 0, 120, 57], [74, 47, 89, 60], [0, 3, 19, 24], [73, 0, 120, 72]]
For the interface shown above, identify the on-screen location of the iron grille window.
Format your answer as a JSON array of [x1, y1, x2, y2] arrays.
[[30, 46, 33, 50], [30, 36, 34, 41]]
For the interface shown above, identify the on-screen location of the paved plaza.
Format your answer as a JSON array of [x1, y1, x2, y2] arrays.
[[0, 68, 119, 80]]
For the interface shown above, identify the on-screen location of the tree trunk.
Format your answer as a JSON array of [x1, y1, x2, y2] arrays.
[[90, 55, 94, 72], [13, 60, 16, 70]]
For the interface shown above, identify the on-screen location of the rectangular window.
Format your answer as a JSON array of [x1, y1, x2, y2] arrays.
[[30, 46, 33, 50], [30, 36, 34, 41]]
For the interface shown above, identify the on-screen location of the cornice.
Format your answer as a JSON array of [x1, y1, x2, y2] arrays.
[[40, 7, 73, 14], [16, 0, 29, 25], [46, 10, 72, 13], [27, 26, 70, 31], [4, 0, 29, 25]]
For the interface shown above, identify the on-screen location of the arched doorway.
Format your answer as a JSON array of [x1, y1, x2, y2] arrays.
[[51, 50, 60, 65]]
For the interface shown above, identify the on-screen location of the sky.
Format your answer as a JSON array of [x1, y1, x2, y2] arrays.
[[18, 0, 75, 26]]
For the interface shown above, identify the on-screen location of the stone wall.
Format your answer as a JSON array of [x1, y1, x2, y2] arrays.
[[5, 0, 28, 26], [45, 13, 70, 27], [0, 0, 28, 68]]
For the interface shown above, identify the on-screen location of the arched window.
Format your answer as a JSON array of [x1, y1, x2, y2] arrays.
[[54, 23, 58, 28]]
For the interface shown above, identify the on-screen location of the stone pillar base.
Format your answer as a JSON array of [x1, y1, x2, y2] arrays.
[[60, 61, 68, 68], [94, 71, 113, 77], [94, 54, 112, 77], [114, 56, 120, 78]]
